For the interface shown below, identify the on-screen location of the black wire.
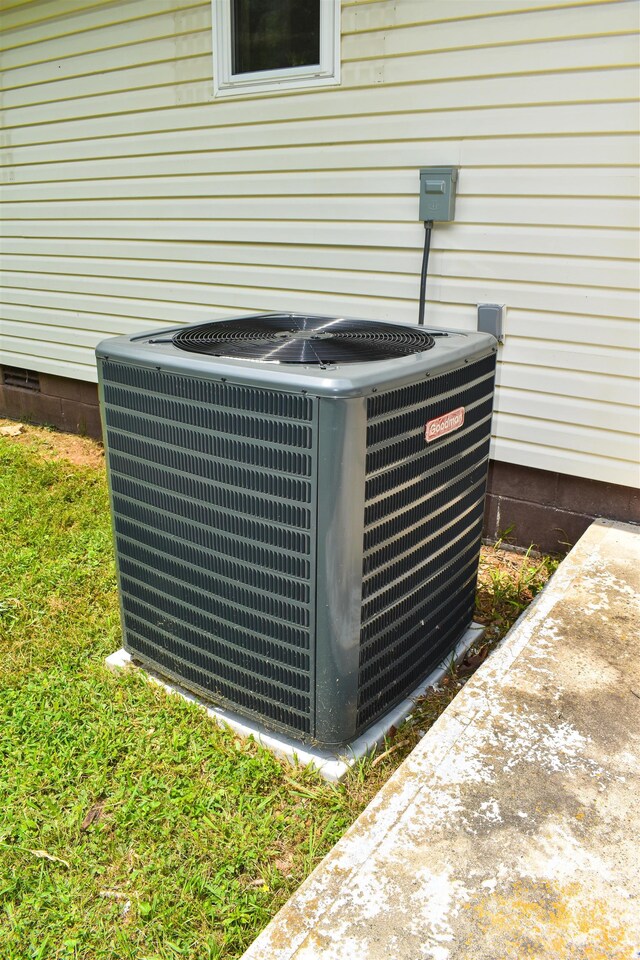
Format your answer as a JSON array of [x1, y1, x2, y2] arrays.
[[417, 219, 433, 326]]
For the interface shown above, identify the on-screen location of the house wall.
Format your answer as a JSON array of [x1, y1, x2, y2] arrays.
[[1, 0, 639, 493]]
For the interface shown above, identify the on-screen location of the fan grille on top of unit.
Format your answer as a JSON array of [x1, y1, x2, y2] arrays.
[[172, 314, 436, 364]]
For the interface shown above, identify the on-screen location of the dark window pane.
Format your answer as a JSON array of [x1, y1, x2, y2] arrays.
[[232, 0, 320, 75]]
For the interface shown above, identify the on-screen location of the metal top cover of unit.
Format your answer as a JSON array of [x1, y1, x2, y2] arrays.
[[97, 314, 497, 747], [172, 314, 437, 363], [97, 313, 496, 398]]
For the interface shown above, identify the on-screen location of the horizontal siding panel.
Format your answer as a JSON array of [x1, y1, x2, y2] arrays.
[[0, 218, 430, 247], [456, 167, 640, 199], [1, 319, 108, 350], [2, 219, 637, 262], [340, 0, 625, 33], [491, 436, 639, 488], [2, 248, 637, 299], [0, 1, 206, 52], [0, 261, 420, 303], [341, 1, 639, 60], [0, 333, 100, 367], [0, 267, 607, 345], [505, 310, 639, 350], [0, 1, 114, 33], [460, 134, 639, 168], [1, 197, 431, 223], [0, 55, 211, 112], [0, 347, 97, 382], [497, 362, 638, 407], [0, 5, 209, 69], [2, 195, 637, 231], [2, 103, 637, 166], [4, 137, 638, 183], [340, 33, 640, 87], [428, 276, 639, 320], [1, 241, 638, 291], [2, 28, 635, 115], [2, 287, 637, 351], [0, 302, 163, 337], [493, 410, 639, 464], [1, 167, 638, 202], [429, 223, 639, 261], [0, 295, 480, 336], [0, 285, 234, 326], [0, 290, 530, 335], [1, 79, 211, 131], [0, 266, 426, 305], [0, 30, 211, 92], [3, 66, 636, 139], [3, 281, 638, 365], [497, 386, 639, 436], [499, 337, 638, 379], [435, 253, 640, 293], [0, 280, 448, 329], [3, 0, 624, 69], [0, 281, 426, 326], [1, 263, 637, 320]]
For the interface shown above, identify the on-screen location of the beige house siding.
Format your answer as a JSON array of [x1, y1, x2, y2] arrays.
[[1, 0, 638, 486]]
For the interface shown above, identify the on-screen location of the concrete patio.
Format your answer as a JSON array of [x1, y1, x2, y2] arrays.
[[242, 519, 640, 960]]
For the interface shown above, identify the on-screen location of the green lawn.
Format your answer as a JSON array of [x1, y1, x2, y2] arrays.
[[0, 429, 556, 960]]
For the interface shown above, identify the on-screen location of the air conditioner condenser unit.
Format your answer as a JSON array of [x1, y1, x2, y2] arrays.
[[97, 314, 497, 748]]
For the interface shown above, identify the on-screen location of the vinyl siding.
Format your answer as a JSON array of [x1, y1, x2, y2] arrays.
[[1, 0, 638, 487]]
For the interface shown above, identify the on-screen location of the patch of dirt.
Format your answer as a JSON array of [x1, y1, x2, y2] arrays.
[[475, 543, 557, 630], [0, 418, 104, 469], [480, 542, 545, 579]]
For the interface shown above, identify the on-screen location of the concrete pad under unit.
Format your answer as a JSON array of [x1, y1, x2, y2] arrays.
[[106, 625, 483, 782], [241, 519, 640, 960]]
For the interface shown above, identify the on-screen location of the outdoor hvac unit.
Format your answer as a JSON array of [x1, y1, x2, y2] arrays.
[[96, 314, 497, 747]]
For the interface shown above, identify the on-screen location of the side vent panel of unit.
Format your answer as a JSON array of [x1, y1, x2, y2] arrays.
[[101, 362, 317, 739], [357, 353, 496, 730]]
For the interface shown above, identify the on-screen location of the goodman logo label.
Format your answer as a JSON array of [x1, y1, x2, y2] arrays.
[[425, 407, 465, 443]]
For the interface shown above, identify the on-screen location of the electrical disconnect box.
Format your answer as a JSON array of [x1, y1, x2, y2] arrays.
[[477, 303, 505, 343], [419, 166, 458, 222]]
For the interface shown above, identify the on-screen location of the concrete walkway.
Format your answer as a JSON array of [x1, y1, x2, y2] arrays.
[[242, 519, 640, 960]]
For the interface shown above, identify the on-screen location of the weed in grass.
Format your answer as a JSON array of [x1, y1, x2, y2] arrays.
[[0, 428, 558, 958], [475, 543, 558, 640]]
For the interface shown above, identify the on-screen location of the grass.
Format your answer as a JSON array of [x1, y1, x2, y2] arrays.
[[0, 426, 557, 959]]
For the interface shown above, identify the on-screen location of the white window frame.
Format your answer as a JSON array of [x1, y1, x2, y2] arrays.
[[212, 0, 340, 98]]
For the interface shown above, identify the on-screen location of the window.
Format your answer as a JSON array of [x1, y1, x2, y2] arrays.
[[213, 0, 340, 97]]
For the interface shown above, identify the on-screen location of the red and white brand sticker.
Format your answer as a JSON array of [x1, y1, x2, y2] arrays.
[[425, 406, 465, 443]]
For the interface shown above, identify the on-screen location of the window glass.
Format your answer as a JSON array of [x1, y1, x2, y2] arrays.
[[232, 0, 321, 75], [212, 0, 340, 97]]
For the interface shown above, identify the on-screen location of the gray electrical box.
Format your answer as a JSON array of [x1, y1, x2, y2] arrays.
[[419, 166, 458, 221], [477, 303, 505, 343]]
